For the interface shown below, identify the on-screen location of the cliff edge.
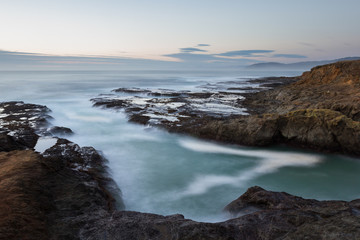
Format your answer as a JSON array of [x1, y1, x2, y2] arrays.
[[177, 60, 360, 155]]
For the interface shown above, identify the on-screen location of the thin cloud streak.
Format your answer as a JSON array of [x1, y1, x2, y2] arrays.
[[217, 50, 274, 57], [180, 47, 208, 53], [272, 54, 308, 59]]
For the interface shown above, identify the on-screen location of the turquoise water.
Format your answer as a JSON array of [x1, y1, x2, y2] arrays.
[[1, 70, 359, 222]]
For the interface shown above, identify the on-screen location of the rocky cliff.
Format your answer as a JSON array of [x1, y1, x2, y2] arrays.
[[176, 60, 360, 155]]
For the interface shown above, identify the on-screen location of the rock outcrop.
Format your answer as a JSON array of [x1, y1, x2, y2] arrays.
[[91, 60, 360, 156], [78, 186, 360, 240], [0, 101, 123, 239], [175, 60, 360, 155]]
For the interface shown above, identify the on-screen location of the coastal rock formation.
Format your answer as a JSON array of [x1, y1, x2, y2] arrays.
[[0, 101, 122, 239], [90, 79, 294, 126], [178, 108, 360, 155], [175, 60, 360, 155], [91, 60, 360, 156], [1, 101, 360, 239], [79, 186, 360, 240]]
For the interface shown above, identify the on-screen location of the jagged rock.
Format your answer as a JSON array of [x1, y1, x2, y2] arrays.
[[0, 102, 124, 239], [77, 186, 360, 240], [223, 186, 360, 240], [91, 86, 249, 127], [179, 109, 360, 155], [171, 60, 360, 156]]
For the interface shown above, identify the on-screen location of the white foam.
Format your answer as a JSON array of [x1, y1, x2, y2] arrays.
[[143, 113, 179, 122], [66, 113, 113, 123], [177, 139, 322, 197], [190, 103, 248, 115], [121, 133, 164, 142], [34, 137, 58, 153], [130, 97, 152, 105]]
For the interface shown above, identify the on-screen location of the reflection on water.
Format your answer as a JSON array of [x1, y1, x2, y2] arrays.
[[1, 70, 360, 222]]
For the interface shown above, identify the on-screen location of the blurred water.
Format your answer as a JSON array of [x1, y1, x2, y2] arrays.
[[1, 70, 359, 222]]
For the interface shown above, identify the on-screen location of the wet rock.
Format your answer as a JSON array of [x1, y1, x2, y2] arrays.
[[113, 87, 151, 94], [77, 186, 360, 240], [0, 102, 124, 240], [92, 86, 248, 128], [0, 130, 24, 151], [128, 113, 151, 125], [92, 98, 129, 109], [180, 109, 360, 155], [223, 186, 360, 240], [48, 126, 74, 136], [172, 60, 360, 156]]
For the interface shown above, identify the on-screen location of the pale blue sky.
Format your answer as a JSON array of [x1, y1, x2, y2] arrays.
[[0, 0, 359, 69]]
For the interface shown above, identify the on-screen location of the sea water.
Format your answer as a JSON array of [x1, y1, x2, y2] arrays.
[[1, 70, 360, 222]]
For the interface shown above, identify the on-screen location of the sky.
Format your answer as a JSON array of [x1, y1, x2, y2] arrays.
[[1, 0, 360, 70]]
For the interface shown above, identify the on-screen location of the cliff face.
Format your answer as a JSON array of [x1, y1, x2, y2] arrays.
[[180, 60, 360, 155]]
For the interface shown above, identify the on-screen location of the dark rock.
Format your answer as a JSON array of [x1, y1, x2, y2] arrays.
[[76, 186, 360, 240], [0, 131, 24, 151], [113, 87, 151, 94], [0, 101, 52, 149], [48, 126, 74, 136], [223, 186, 360, 240], [178, 109, 360, 155], [128, 114, 150, 125], [0, 102, 124, 239], [170, 60, 360, 156], [91, 98, 128, 109]]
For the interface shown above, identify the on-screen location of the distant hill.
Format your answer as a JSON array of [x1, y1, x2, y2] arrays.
[[246, 57, 360, 70]]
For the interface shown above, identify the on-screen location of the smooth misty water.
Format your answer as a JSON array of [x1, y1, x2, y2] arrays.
[[1, 70, 360, 222]]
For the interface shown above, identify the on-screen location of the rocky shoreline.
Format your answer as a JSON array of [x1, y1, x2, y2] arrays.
[[92, 60, 360, 156], [0, 101, 122, 239], [1, 60, 360, 239]]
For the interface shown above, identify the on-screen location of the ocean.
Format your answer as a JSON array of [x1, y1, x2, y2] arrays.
[[1, 70, 360, 222]]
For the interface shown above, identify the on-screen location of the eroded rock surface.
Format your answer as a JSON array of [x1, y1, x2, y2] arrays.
[[90, 78, 289, 127], [91, 61, 360, 155], [174, 60, 360, 155], [77, 186, 360, 240]]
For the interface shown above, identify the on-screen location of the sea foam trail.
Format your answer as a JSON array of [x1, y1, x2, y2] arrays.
[[177, 139, 322, 197], [66, 112, 113, 123]]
